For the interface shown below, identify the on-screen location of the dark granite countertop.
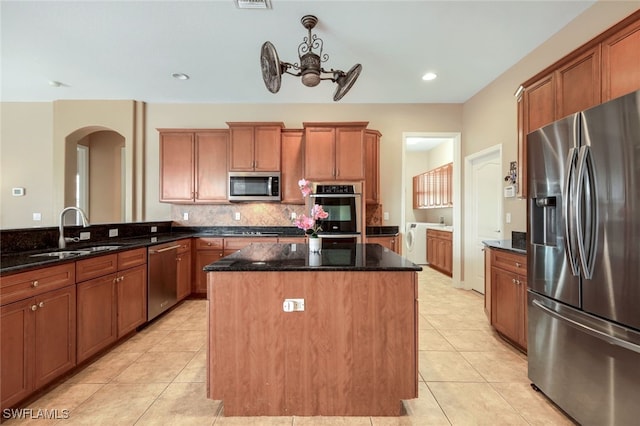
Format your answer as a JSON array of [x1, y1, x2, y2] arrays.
[[0, 232, 194, 275], [482, 240, 527, 255], [204, 242, 422, 272]]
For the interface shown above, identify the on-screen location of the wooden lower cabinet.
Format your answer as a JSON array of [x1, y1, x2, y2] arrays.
[[426, 229, 452, 276], [195, 238, 224, 295], [1, 284, 76, 410], [366, 235, 402, 254], [486, 248, 527, 351], [76, 273, 117, 363], [77, 249, 147, 362]]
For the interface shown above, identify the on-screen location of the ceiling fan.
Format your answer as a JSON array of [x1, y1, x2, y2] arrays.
[[260, 15, 362, 101]]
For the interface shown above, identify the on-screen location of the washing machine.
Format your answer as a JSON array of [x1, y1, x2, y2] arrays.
[[405, 222, 431, 264]]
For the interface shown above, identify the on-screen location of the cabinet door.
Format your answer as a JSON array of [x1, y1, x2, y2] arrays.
[[228, 126, 255, 171], [602, 18, 640, 101], [518, 275, 528, 350], [160, 132, 194, 202], [335, 127, 365, 180], [365, 130, 380, 204], [116, 265, 147, 338], [195, 250, 224, 294], [484, 249, 492, 320], [177, 250, 192, 301], [525, 74, 555, 132], [254, 126, 281, 171], [1, 297, 33, 409], [196, 131, 228, 202], [77, 274, 117, 363], [491, 267, 520, 344], [555, 46, 601, 119], [34, 285, 76, 389], [304, 127, 335, 180], [281, 130, 305, 204]]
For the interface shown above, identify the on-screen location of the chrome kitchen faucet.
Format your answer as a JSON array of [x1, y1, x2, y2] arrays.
[[58, 207, 90, 248]]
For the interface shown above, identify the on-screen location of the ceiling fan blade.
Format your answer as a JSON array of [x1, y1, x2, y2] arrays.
[[260, 41, 282, 94], [333, 64, 362, 101]]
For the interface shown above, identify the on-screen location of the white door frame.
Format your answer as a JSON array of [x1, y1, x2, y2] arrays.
[[401, 131, 462, 288], [463, 144, 503, 291]]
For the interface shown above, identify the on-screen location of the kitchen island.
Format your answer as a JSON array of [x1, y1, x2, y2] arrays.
[[204, 242, 421, 416]]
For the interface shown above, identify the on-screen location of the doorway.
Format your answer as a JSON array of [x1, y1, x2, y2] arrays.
[[464, 145, 503, 294]]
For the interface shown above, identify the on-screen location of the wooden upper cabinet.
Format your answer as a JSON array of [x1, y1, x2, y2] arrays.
[[555, 46, 601, 119], [303, 122, 367, 181], [159, 131, 195, 202], [158, 129, 228, 203], [364, 130, 381, 204], [281, 129, 305, 204], [195, 131, 228, 202], [227, 123, 283, 172], [602, 17, 640, 101], [524, 74, 555, 133]]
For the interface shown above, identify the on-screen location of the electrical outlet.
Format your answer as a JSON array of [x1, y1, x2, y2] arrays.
[[33, 213, 42, 221], [291, 212, 297, 220], [151, 226, 157, 233], [506, 212, 512, 224], [183, 212, 189, 220], [234, 212, 241, 221], [79, 231, 90, 240], [383, 212, 389, 221], [109, 228, 118, 237]]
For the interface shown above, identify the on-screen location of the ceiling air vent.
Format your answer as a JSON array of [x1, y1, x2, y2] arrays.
[[235, 0, 271, 9]]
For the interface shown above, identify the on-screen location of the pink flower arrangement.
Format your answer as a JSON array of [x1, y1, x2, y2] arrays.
[[293, 179, 328, 238]]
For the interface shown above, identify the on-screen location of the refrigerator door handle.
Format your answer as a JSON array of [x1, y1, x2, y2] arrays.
[[532, 299, 640, 354], [575, 146, 599, 280], [563, 148, 580, 276]]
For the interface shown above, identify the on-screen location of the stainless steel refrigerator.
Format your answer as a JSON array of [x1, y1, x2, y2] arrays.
[[527, 90, 640, 425]]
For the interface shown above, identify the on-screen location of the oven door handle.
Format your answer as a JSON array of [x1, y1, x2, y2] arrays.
[[310, 194, 360, 198]]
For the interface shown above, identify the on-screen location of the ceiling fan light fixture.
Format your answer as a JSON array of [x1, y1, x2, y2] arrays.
[[260, 15, 362, 101]]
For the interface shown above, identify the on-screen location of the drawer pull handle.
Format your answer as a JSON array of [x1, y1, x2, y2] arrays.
[[31, 304, 38, 311], [38, 301, 45, 308]]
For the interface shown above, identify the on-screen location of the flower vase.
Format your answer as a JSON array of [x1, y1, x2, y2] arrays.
[[308, 237, 321, 253]]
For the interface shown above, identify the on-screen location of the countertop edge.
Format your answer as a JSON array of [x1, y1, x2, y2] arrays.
[[482, 240, 527, 255]]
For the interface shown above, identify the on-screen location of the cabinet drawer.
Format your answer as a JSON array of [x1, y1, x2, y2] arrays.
[[117, 248, 147, 270], [196, 238, 224, 250], [426, 229, 452, 240], [176, 238, 192, 254], [76, 254, 118, 282], [491, 250, 527, 275], [0, 263, 75, 306]]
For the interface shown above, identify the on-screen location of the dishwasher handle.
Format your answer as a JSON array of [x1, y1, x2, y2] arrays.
[[149, 244, 182, 254]]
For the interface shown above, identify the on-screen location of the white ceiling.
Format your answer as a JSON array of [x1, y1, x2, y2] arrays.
[[1, 0, 595, 104]]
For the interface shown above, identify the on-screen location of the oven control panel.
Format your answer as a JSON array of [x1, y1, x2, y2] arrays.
[[315, 184, 355, 194]]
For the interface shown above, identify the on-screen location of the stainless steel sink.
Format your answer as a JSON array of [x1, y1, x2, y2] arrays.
[[30, 250, 91, 258], [29, 245, 122, 258]]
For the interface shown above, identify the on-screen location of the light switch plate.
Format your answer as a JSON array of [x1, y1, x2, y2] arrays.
[[234, 212, 241, 221], [151, 226, 157, 233], [79, 231, 90, 240], [109, 228, 118, 237]]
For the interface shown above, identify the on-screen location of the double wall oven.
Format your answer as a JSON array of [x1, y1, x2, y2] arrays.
[[309, 182, 362, 245]]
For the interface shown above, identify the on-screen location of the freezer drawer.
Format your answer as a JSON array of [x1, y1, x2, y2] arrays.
[[528, 291, 640, 425]]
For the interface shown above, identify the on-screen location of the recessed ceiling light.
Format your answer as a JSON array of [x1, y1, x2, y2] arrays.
[[422, 72, 437, 81], [172, 73, 190, 80]]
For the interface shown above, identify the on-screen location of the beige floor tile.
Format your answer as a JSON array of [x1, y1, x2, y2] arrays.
[[63, 383, 168, 425], [491, 383, 576, 425], [460, 351, 529, 383], [215, 415, 293, 425], [66, 351, 144, 384], [135, 382, 220, 426], [419, 329, 456, 351], [390, 382, 450, 425], [25, 383, 104, 411], [111, 329, 172, 353], [113, 351, 196, 384], [293, 416, 370, 425], [437, 329, 511, 352], [427, 382, 528, 425], [418, 314, 434, 330], [418, 351, 484, 382], [147, 330, 207, 352]]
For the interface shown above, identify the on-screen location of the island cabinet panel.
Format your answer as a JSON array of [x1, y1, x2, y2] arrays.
[[208, 270, 418, 416]]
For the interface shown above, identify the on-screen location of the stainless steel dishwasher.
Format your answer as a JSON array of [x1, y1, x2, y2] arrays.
[[147, 242, 181, 321]]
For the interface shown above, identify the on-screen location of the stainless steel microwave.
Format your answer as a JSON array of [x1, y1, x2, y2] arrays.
[[228, 172, 281, 202]]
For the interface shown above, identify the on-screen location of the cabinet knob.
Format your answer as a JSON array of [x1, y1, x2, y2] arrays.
[[207, 242, 212, 246], [38, 301, 45, 308], [515, 262, 522, 267], [32, 280, 39, 288], [31, 304, 38, 311]]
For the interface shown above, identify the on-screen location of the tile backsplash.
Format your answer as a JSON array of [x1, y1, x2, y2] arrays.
[[171, 203, 384, 227]]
